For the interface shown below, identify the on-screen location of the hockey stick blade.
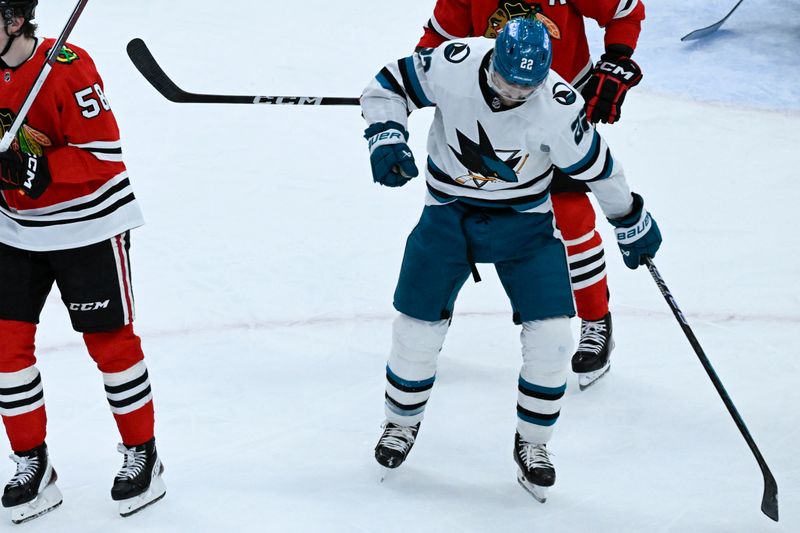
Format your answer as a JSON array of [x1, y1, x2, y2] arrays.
[[126, 38, 359, 106], [644, 257, 778, 522], [681, 0, 745, 41]]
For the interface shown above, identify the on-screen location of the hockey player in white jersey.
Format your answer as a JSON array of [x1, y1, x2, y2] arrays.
[[361, 18, 662, 502]]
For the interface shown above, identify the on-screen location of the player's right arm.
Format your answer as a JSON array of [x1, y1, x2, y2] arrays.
[[360, 50, 440, 188], [416, 0, 473, 51], [361, 49, 438, 128]]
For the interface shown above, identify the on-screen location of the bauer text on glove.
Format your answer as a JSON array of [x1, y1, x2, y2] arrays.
[[608, 192, 661, 269], [364, 121, 418, 187]]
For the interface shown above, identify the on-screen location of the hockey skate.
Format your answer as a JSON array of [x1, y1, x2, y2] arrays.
[[2, 443, 63, 524], [375, 421, 420, 480], [571, 313, 614, 390], [513, 432, 555, 503], [112, 438, 166, 517]]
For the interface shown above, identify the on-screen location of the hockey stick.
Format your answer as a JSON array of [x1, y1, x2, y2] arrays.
[[644, 257, 778, 522], [0, 0, 91, 151], [681, 0, 745, 41], [126, 38, 360, 106]]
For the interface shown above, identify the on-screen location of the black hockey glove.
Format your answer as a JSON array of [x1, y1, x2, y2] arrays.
[[0, 150, 51, 199], [580, 45, 642, 125]]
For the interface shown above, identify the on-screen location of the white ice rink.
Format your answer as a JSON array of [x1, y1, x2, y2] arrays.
[[5, 1, 799, 531]]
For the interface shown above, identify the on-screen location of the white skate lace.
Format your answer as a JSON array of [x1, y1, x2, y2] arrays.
[[378, 424, 417, 452], [518, 441, 552, 470], [116, 444, 147, 480], [577, 320, 608, 355], [8, 454, 39, 487]]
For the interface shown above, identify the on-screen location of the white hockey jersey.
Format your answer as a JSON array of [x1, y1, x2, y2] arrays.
[[361, 37, 633, 219]]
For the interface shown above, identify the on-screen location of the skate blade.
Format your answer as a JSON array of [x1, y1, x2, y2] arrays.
[[516, 471, 548, 503], [9, 482, 63, 524], [578, 362, 611, 390], [118, 475, 166, 517]]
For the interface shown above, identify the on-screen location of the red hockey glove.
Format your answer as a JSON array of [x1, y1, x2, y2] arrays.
[[581, 45, 642, 125], [0, 150, 51, 199]]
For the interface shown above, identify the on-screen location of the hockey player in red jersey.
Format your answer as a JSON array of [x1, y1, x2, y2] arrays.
[[417, 0, 646, 388], [0, 1, 164, 523]]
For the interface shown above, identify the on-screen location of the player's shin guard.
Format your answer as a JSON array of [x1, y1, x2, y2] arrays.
[[552, 192, 609, 321], [84, 325, 155, 446], [516, 318, 573, 444], [383, 314, 448, 426], [0, 321, 47, 452]]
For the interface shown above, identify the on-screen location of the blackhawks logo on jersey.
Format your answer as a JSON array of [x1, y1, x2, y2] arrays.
[[47, 46, 80, 64], [450, 122, 529, 188], [0, 109, 53, 156], [484, 2, 561, 40]]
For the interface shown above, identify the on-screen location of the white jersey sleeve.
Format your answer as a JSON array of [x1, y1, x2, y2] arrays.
[[361, 50, 438, 128], [548, 109, 634, 219]]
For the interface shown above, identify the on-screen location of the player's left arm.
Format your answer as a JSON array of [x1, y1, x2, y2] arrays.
[[550, 105, 661, 268], [572, 0, 646, 124], [46, 46, 127, 187]]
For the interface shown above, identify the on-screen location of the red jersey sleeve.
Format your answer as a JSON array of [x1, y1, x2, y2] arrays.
[[572, 0, 646, 52], [417, 0, 473, 49], [44, 44, 126, 187]]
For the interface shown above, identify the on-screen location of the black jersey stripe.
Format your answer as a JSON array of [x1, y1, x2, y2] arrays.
[[584, 148, 614, 182], [397, 58, 426, 109], [47, 179, 132, 215], [378, 67, 407, 100], [2, 193, 136, 228]]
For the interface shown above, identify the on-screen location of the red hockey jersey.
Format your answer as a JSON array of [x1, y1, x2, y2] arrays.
[[0, 38, 143, 252], [417, 0, 645, 88]]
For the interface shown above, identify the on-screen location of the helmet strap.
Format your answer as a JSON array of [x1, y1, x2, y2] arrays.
[[1, 29, 16, 57]]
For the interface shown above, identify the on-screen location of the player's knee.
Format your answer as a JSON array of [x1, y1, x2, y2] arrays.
[[0, 320, 37, 372], [520, 317, 573, 374], [83, 323, 145, 374], [391, 313, 449, 364]]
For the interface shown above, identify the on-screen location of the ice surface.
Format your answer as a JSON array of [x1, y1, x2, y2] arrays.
[[5, 1, 798, 531]]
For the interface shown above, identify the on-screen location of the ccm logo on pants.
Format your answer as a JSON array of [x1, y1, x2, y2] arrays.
[[69, 300, 111, 311]]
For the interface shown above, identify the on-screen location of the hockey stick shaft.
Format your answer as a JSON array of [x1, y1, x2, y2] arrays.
[[644, 257, 778, 521], [126, 38, 360, 106], [0, 0, 90, 151], [681, 0, 745, 41]]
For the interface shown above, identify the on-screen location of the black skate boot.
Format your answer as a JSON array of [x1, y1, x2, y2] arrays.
[[513, 432, 555, 503], [571, 312, 614, 390], [2, 442, 63, 524], [375, 422, 420, 471], [111, 437, 166, 517]]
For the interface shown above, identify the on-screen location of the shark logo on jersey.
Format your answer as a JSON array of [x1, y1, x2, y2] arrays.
[[450, 122, 528, 187], [484, 3, 562, 40], [552, 82, 576, 105], [0, 109, 52, 157], [444, 43, 471, 63]]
